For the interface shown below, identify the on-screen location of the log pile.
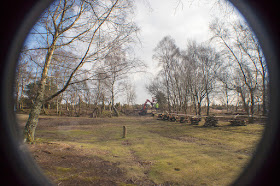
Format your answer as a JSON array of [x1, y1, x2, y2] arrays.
[[229, 115, 246, 126], [156, 112, 262, 127], [203, 115, 218, 127], [180, 116, 186, 123], [178, 114, 188, 123], [248, 116, 254, 124], [169, 113, 177, 122], [190, 116, 201, 125], [169, 115, 176, 122], [162, 114, 169, 121], [157, 113, 189, 123], [157, 113, 163, 120]]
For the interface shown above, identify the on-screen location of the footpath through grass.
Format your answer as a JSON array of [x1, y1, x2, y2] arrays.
[[18, 115, 264, 185]]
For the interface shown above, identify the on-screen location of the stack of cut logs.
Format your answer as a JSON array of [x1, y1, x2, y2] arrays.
[[190, 116, 201, 125], [180, 116, 186, 123], [157, 113, 183, 122], [157, 113, 163, 120], [203, 115, 218, 127], [162, 114, 169, 121], [157, 113, 200, 124], [156, 113, 256, 127], [248, 115, 254, 123], [229, 115, 246, 126], [169, 114, 177, 122]]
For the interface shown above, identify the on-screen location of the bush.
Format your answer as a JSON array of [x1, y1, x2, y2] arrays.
[[203, 115, 218, 127], [100, 110, 112, 118]]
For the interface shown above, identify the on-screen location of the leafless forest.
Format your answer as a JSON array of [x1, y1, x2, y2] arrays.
[[14, 0, 268, 142], [147, 19, 268, 116]]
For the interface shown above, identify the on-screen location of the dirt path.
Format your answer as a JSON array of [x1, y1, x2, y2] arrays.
[[126, 146, 155, 185]]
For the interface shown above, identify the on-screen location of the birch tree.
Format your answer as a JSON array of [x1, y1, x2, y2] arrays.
[[210, 18, 267, 116], [153, 36, 179, 112], [23, 0, 139, 143]]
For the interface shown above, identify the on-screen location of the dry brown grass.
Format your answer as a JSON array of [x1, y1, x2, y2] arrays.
[[17, 114, 265, 185]]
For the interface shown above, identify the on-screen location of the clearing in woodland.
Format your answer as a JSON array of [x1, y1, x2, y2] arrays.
[[17, 114, 264, 185]]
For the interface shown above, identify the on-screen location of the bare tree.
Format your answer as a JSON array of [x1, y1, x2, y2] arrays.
[[146, 78, 168, 111], [153, 36, 180, 112], [152, 37, 221, 115], [232, 21, 268, 115], [183, 41, 221, 116], [201, 47, 222, 115], [103, 45, 144, 116], [123, 80, 136, 106], [23, 0, 139, 143], [209, 18, 265, 116]]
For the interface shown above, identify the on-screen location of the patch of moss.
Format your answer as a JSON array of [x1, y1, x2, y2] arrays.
[[57, 174, 79, 181], [56, 166, 72, 172]]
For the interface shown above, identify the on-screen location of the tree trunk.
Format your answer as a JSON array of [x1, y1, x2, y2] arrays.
[[184, 96, 188, 114], [240, 91, 249, 115], [236, 93, 239, 112], [24, 95, 44, 143], [197, 101, 201, 116], [192, 95, 197, 115], [113, 105, 119, 117], [206, 90, 210, 116], [193, 102, 197, 115], [225, 84, 229, 112], [24, 38, 57, 143], [250, 88, 255, 116], [111, 88, 114, 111], [102, 95, 105, 112], [78, 96, 81, 117], [165, 73, 171, 113], [56, 98, 59, 115], [59, 99, 62, 116], [66, 101, 69, 112]]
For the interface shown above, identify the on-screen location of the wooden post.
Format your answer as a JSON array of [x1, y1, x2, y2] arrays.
[[122, 126, 127, 138]]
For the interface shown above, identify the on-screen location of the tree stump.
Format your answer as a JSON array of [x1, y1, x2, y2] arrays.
[[122, 126, 127, 138]]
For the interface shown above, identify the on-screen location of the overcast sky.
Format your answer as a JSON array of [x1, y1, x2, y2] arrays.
[[125, 0, 241, 104]]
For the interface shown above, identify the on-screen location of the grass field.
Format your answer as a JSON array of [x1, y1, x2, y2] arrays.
[[17, 114, 265, 185]]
